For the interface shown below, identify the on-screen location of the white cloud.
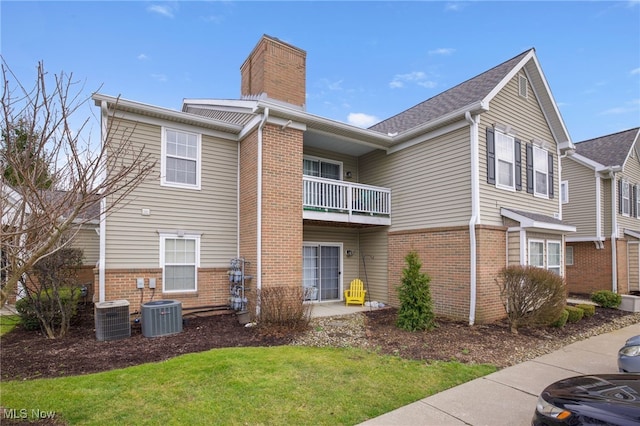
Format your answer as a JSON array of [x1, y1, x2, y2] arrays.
[[137, 54, 149, 61], [599, 99, 640, 115], [390, 71, 436, 89], [631, 67, 640, 75], [429, 48, 455, 56], [151, 73, 168, 83], [148, 4, 174, 18], [347, 112, 379, 128], [318, 78, 344, 91], [445, 2, 464, 12]]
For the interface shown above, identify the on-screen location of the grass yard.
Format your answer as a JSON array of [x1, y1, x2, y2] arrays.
[[0, 314, 19, 335], [1, 345, 496, 425]]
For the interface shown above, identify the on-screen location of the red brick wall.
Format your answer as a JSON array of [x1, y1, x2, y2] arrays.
[[240, 36, 306, 107], [260, 124, 303, 290], [388, 225, 508, 324], [99, 267, 229, 311], [617, 239, 630, 294], [565, 240, 614, 295]]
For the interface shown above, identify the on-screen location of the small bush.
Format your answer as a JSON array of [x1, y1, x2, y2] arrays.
[[496, 265, 566, 334], [576, 303, 596, 317], [16, 287, 81, 331], [396, 251, 435, 332], [565, 305, 584, 323], [258, 286, 312, 331], [551, 309, 569, 328], [590, 290, 622, 308]]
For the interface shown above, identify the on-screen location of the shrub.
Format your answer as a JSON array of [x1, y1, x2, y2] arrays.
[[16, 287, 81, 332], [396, 251, 435, 332], [590, 290, 622, 308], [551, 309, 569, 328], [565, 305, 584, 323], [258, 286, 312, 331], [575, 303, 596, 317], [496, 265, 566, 334]]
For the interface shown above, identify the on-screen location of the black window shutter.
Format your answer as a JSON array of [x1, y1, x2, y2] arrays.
[[526, 143, 534, 194], [634, 185, 638, 217], [486, 127, 495, 184], [548, 152, 554, 199], [515, 139, 522, 191], [618, 179, 623, 214]]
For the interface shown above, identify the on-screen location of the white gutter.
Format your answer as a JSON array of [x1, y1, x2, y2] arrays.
[[465, 112, 480, 325], [596, 173, 603, 242], [98, 100, 108, 303], [609, 168, 622, 293], [256, 107, 269, 316]]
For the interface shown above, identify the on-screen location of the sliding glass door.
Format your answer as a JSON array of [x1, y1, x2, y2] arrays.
[[302, 243, 341, 301]]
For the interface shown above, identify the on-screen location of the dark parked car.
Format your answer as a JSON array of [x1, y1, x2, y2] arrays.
[[619, 336, 640, 373], [532, 374, 640, 425]]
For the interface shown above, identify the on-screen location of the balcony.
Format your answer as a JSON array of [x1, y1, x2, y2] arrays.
[[303, 176, 391, 225]]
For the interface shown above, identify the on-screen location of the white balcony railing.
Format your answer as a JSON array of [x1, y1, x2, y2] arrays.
[[303, 176, 391, 225]]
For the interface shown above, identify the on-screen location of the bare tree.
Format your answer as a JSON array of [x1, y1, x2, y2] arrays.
[[1, 59, 156, 311]]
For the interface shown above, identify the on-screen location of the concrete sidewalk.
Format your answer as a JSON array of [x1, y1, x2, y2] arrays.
[[360, 322, 640, 426]]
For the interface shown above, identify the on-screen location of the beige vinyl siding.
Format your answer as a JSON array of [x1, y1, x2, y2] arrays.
[[72, 226, 100, 266], [507, 230, 520, 266], [617, 154, 640, 233], [358, 228, 388, 302], [628, 242, 639, 292], [562, 159, 598, 237], [360, 126, 472, 231], [603, 179, 613, 237], [303, 146, 358, 181], [105, 119, 238, 269], [479, 72, 560, 225]]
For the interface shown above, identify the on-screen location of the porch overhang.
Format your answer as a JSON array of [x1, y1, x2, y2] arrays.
[[501, 208, 576, 234]]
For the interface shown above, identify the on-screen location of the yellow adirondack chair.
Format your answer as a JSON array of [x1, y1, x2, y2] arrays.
[[344, 279, 366, 306]]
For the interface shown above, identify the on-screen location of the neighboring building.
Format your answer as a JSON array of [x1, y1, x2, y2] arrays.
[[563, 127, 640, 296], [92, 35, 575, 324]]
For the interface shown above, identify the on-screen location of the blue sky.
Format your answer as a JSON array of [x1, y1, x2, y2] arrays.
[[1, 1, 639, 143]]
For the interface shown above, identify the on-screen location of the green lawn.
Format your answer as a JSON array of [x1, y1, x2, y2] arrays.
[[0, 314, 20, 335], [1, 345, 495, 425]]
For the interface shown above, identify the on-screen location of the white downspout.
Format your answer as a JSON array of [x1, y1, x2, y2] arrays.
[[610, 171, 618, 293], [256, 108, 269, 316], [98, 100, 108, 303], [596, 173, 602, 242], [465, 112, 480, 325]]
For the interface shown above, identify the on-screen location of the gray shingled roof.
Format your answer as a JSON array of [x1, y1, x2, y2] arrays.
[[502, 208, 571, 227], [574, 127, 640, 167], [369, 49, 533, 135]]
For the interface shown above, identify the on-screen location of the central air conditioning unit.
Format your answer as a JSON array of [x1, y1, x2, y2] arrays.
[[141, 300, 182, 338], [95, 300, 131, 341]]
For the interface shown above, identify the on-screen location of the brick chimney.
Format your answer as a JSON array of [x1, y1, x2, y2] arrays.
[[240, 35, 306, 108]]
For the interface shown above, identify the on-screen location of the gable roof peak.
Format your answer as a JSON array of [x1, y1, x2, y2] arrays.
[[369, 48, 536, 135], [574, 127, 640, 168]]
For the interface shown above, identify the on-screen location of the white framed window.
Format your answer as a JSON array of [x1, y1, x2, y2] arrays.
[[159, 234, 200, 292], [622, 180, 631, 216], [566, 246, 574, 266], [636, 186, 640, 219], [529, 240, 544, 268], [496, 131, 515, 190], [533, 146, 549, 197], [161, 127, 201, 190], [561, 181, 569, 204], [303, 156, 342, 180], [547, 241, 562, 275]]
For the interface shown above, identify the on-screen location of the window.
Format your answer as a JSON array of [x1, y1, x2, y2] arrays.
[[162, 128, 201, 189], [622, 180, 631, 216], [636, 186, 640, 219], [533, 146, 549, 197], [160, 234, 200, 292], [518, 75, 528, 98], [496, 132, 516, 189], [566, 246, 574, 266], [303, 157, 341, 180], [547, 241, 562, 275], [529, 240, 544, 268], [561, 181, 569, 204]]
